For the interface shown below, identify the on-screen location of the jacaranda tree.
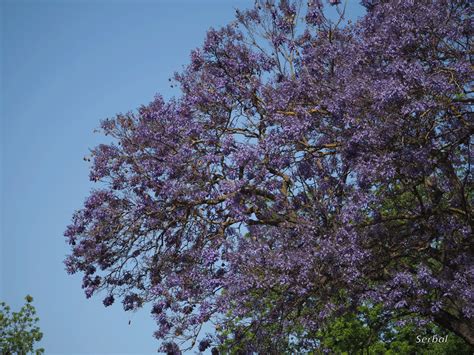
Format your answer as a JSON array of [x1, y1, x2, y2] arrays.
[[65, 0, 473, 352]]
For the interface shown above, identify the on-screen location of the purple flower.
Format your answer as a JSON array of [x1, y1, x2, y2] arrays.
[[103, 295, 114, 307]]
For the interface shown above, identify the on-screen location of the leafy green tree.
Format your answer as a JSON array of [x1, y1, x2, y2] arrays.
[[316, 305, 472, 354], [0, 295, 44, 354], [215, 303, 472, 354]]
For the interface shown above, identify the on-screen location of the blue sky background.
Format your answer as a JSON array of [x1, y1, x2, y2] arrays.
[[1, 1, 364, 353]]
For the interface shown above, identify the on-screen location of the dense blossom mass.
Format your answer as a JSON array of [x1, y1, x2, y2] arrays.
[[65, 0, 473, 351]]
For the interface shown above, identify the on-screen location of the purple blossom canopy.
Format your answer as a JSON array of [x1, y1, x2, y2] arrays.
[[65, 0, 473, 350]]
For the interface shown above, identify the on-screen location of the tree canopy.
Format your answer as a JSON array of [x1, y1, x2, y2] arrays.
[[65, 0, 473, 352], [0, 295, 44, 354]]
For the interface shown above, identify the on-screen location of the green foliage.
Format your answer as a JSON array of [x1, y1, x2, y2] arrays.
[[316, 305, 472, 354], [0, 295, 44, 355], [216, 303, 472, 354]]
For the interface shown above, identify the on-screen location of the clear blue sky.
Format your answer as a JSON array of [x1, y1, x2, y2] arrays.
[[1, 1, 364, 353]]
